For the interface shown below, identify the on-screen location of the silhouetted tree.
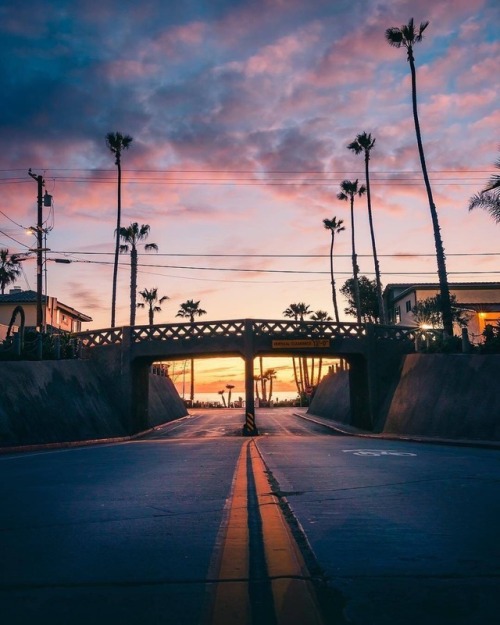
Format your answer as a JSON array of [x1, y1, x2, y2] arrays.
[[337, 179, 366, 324], [119, 223, 158, 326], [176, 300, 207, 401], [469, 151, 500, 223], [340, 276, 379, 323], [385, 19, 453, 336], [322, 217, 345, 322], [226, 384, 235, 407], [411, 295, 471, 329], [137, 287, 169, 325], [106, 131, 133, 328], [0, 248, 21, 294], [347, 132, 386, 323]]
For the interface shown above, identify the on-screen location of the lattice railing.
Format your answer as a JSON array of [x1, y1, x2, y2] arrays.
[[252, 320, 367, 339], [76, 327, 123, 348], [75, 320, 428, 351], [132, 319, 247, 342], [372, 324, 442, 343]]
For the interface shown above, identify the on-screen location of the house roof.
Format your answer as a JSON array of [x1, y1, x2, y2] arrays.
[[0, 290, 92, 322]]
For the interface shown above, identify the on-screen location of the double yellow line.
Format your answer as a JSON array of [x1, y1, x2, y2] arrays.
[[208, 439, 324, 625]]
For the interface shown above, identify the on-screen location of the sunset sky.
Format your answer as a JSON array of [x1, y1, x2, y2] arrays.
[[1, 0, 498, 393]]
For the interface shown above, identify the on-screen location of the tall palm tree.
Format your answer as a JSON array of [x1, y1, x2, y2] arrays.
[[106, 131, 133, 328], [0, 248, 22, 294], [385, 19, 453, 336], [322, 218, 345, 322], [176, 299, 207, 402], [469, 152, 500, 222], [337, 179, 366, 324], [137, 287, 169, 325], [119, 223, 158, 326], [226, 384, 235, 407], [347, 132, 386, 324]]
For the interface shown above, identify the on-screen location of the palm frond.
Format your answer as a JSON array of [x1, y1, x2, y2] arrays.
[[468, 192, 500, 222]]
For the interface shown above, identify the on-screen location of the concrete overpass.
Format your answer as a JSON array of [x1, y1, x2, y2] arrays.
[[76, 319, 426, 434]]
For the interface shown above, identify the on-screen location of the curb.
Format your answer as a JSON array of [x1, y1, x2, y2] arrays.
[[293, 412, 500, 450]]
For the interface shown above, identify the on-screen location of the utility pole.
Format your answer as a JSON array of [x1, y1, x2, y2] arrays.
[[28, 169, 44, 330]]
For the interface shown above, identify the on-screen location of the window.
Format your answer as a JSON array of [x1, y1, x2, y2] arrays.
[[395, 306, 401, 323], [405, 300, 412, 313]]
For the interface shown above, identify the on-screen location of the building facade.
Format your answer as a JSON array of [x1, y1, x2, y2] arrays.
[[0, 288, 92, 333], [383, 282, 500, 341]]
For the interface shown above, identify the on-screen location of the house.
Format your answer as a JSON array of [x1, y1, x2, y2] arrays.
[[383, 282, 500, 341], [0, 287, 92, 333]]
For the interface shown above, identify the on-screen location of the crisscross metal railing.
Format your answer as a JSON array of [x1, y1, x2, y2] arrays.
[[76, 327, 123, 348], [132, 319, 246, 342], [252, 320, 367, 339], [75, 319, 427, 352]]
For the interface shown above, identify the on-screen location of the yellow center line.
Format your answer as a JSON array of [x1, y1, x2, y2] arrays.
[[209, 439, 251, 625], [207, 439, 324, 625], [250, 441, 325, 625]]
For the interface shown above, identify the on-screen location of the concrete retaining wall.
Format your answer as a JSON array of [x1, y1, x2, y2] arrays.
[[308, 370, 351, 424], [0, 361, 187, 447], [309, 354, 500, 441], [383, 354, 500, 440]]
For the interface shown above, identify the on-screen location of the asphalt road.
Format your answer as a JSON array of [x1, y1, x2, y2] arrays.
[[1, 409, 499, 624]]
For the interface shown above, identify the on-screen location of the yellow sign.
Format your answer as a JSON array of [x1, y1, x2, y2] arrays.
[[272, 339, 330, 349]]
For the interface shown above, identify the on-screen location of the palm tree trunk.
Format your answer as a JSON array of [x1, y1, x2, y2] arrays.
[[292, 357, 302, 395], [190, 357, 195, 402], [130, 247, 137, 326], [350, 196, 362, 324], [409, 51, 453, 337], [259, 357, 265, 401], [365, 152, 386, 324], [329, 233, 340, 322], [111, 156, 121, 328], [148, 304, 154, 326], [316, 358, 323, 385]]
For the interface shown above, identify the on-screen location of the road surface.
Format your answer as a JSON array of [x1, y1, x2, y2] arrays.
[[1, 409, 499, 624]]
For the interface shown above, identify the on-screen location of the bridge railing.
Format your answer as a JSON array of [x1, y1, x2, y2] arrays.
[[75, 327, 123, 348], [75, 320, 435, 351], [132, 319, 247, 342], [252, 319, 367, 338]]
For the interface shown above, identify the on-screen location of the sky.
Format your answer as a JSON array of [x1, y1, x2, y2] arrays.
[[1, 0, 499, 393]]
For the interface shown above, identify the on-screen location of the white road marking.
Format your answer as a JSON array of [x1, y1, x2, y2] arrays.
[[342, 449, 417, 457]]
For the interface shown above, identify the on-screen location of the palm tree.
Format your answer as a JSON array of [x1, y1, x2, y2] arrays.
[[137, 287, 169, 325], [106, 131, 133, 328], [469, 152, 500, 222], [254, 375, 261, 403], [347, 132, 386, 324], [309, 310, 332, 385], [218, 390, 227, 407], [283, 302, 311, 322], [337, 179, 366, 324], [264, 369, 277, 404], [283, 302, 312, 395], [119, 223, 158, 326], [385, 19, 453, 336], [176, 300, 207, 402], [226, 384, 235, 407], [0, 249, 22, 294], [322, 218, 345, 322]]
